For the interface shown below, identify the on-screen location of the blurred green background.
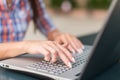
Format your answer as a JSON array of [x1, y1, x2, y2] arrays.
[[87, 0, 112, 9], [49, 0, 112, 10], [50, 0, 78, 9]]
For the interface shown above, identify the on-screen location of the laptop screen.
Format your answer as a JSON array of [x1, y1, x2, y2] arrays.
[[80, 0, 120, 80]]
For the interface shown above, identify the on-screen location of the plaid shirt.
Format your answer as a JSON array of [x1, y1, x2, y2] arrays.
[[0, 0, 56, 42]]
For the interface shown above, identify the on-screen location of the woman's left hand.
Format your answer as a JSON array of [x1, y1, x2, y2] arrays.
[[48, 29, 84, 53]]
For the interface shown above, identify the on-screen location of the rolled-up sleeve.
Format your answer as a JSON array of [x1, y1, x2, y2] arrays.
[[35, 0, 56, 36]]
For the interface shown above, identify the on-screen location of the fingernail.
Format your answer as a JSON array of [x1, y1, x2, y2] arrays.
[[77, 49, 79, 53], [77, 49, 80, 53], [44, 58, 50, 62], [72, 50, 75, 54], [82, 45, 85, 49], [68, 62, 72, 68], [78, 49, 83, 54], [80, 49, 83, 53], [71, 57, 75, 63], [44, 58, 48, 61]]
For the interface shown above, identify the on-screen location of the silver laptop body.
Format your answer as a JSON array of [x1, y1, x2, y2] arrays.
[[0, 0, 120, 80]]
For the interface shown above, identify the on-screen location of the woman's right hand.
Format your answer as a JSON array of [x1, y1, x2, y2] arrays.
[[24, 40, 75, 68]]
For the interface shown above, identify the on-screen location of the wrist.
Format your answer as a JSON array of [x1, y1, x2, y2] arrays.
[[22, 40, 31, 53], [5, 41, 27, 58], [21, 41, 28, 53], [47, 29, 60, 41]]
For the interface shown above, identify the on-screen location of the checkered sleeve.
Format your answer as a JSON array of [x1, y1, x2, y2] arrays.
[[35, 0, 56, 36]]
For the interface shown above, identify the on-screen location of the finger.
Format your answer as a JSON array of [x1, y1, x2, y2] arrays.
[[76, 39, 85, 49], [60, 36, 74, 52], [44, 55, 51, 62], [43, 44, 58, 63], [56, 43, 75, 63], [74, 38, 84, 49], [55, 44, 72, 68], [38, 46, 51, 61], [72, 38, 83, 53], [46, 44, 58, 63], [55, 39, 68, 48], [56, 39, 63, 45], [59, 35, 68, 44], [66, 34, 78, 53], [62, 42, 69, 48], [67, 44, 76, 53], [56, 43, 75, 68], [51, 51, 58, 63]]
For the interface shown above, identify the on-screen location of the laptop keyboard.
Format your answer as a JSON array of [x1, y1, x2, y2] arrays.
[[27, 46, 91, 75]]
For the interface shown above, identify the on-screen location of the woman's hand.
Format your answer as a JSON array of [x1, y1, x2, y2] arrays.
[[48, 29, 84, 54], [24, 40, 75, 68]]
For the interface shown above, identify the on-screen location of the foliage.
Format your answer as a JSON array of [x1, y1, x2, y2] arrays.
[[87, 0, 112, 9], [50, 0, 78, 9]]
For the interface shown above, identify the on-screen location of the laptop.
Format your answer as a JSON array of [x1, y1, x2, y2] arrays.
[[0, 0, 120, 80]]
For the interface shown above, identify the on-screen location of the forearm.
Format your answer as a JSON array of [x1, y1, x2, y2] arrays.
[[0, 41, 26, 60]]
